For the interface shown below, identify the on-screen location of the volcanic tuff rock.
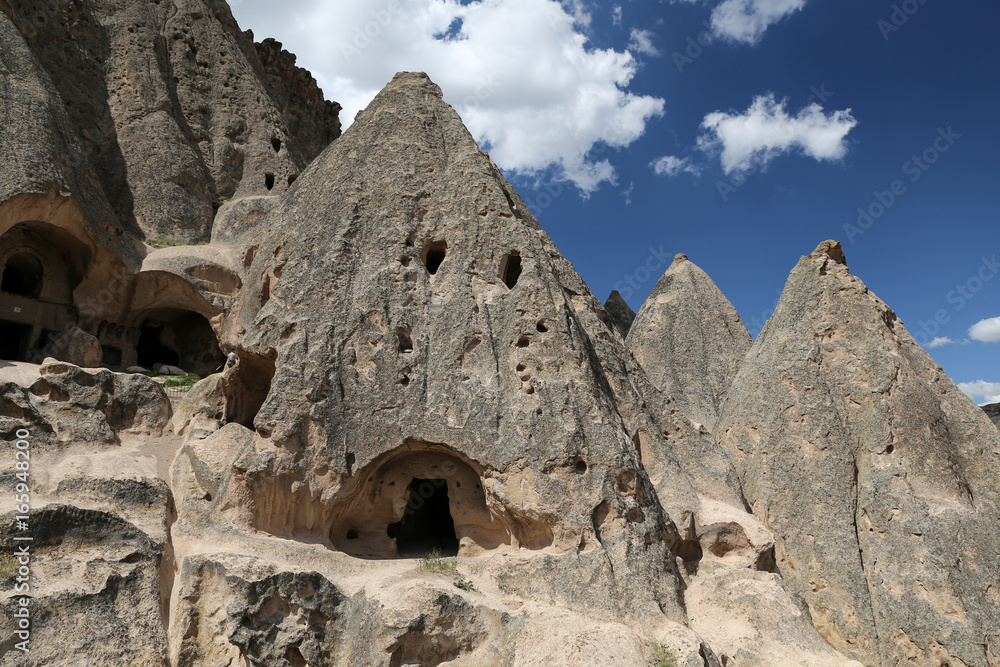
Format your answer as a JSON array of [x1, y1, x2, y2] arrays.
[[984, 402, 1000, 427], [0, 0, 339, 241], [716, 241, 1000, 666], [628, 253, 752, 431], [604, 289, 637, 338]]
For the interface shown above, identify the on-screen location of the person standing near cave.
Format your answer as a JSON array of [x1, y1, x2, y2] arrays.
[[225, 350, 238, 370]]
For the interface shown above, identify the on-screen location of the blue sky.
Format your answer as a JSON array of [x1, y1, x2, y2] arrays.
[[231, 0, 1000, 403]]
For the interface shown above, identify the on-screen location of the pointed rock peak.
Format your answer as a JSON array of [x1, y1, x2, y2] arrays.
[[386, 71, 442, 97], [627, 254, 751, 430], [810, 239, 847, 266], [603, 290, 636, 339], [717, 247, 1000, 664]]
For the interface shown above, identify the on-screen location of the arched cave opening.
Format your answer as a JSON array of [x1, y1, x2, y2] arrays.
[[135, 309, 223, 377], [137, 325, 180, 369], [0, 321, 33, 361], [387, 478, 459, 557], [223, 353, 276, 430], [1, 253, 44, 298]]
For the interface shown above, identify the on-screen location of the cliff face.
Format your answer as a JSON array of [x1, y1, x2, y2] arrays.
[[0, 0, 339, 242]]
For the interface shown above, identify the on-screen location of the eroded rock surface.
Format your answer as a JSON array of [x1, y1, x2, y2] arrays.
[[604, 289, 636, 339], [716, 241, 1000, 666], [627, 253, 751, 431], [984, 402, 999, 428]]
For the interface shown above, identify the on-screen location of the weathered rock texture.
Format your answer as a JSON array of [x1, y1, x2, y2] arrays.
[[215, 70, 693, 622], [984, 402, 1000, 428], [628, 253, 752, 431], [716, 241, 1000, 666], [0, 0, 340, 241], [604, 289, 636, 339]]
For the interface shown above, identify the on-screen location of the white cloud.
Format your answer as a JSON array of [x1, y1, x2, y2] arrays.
[[231, 0, 664, 193], [612, 5, 623, 26], [710, 0, 807, 45], [957, 380, 1000, 405], [697, 94, 857, 174], [926, 336, 956, 349], [651, 155, 701, 177], [969, 316, 1000, 343], [628, 29, 660, 57]]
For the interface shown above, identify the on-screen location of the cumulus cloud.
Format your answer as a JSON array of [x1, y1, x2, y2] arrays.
[[651, 155, 701, 177], [957, 380, 1000, 405], [230, 0, 664, 193], [969, 316, 1000, 343], [710, 0, 807, 45], [628, 28, 660, 57], [697, 93, 857, 174], [926, 337, 956, 349]]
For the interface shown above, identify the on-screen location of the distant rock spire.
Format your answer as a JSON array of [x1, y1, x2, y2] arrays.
[[603, 290, 636, 338], [627, 252, 751, 430]]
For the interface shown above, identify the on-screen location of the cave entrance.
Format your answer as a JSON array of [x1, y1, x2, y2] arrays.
[[387, 478, 459, 557], [1, 253, 43, 298], [0, 321, 33, 361], [136, 325, 180, 370]]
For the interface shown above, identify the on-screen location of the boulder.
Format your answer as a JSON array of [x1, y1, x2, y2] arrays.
[[984, 402, 999, 428], [716, 241, 1000, 666], [50, 325, 103, 368]]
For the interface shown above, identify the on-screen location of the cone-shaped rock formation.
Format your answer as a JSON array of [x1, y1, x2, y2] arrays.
[[604, 289, 637, 338], [628, 253, 751, 430], [215, 71, 703, 623], [716, 240, 1000, 666]]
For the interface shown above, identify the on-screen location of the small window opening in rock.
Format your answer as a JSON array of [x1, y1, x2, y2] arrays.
[[885, 444, 894, 454], [202, 493, 212, 502], [346, 452, 356, 475], [346, 529, 359, 540], [271, 137, 281, 152], [397, 327, 413, 352], [1, 252, 44, 298], [265, 173, 275, 190], [536, 321, 548, 333], [387, 478, 459, 557], [500, 252, 522, 289], [516, 336, 530, 348], [516, 363, 526, 372], [421, 240, 447, 275], [287, 174, 297, 187], [0, 321, 33, 361], [575, 459, 588, 474]]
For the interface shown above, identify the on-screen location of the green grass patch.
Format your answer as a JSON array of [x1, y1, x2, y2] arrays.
[[418, 548, 458, 575], [0, 554, 18, 578], [161, 375, 199, 390], [647, 642, 678, 667], [453, 577, 476, 591]]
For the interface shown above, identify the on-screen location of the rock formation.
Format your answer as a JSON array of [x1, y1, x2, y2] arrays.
[[627, 253, 752, 431], [716, 241, 1000, 666], [984, 402, 1000, 428], [2, 4, 998, 663], [604, 289, 637, 338]]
